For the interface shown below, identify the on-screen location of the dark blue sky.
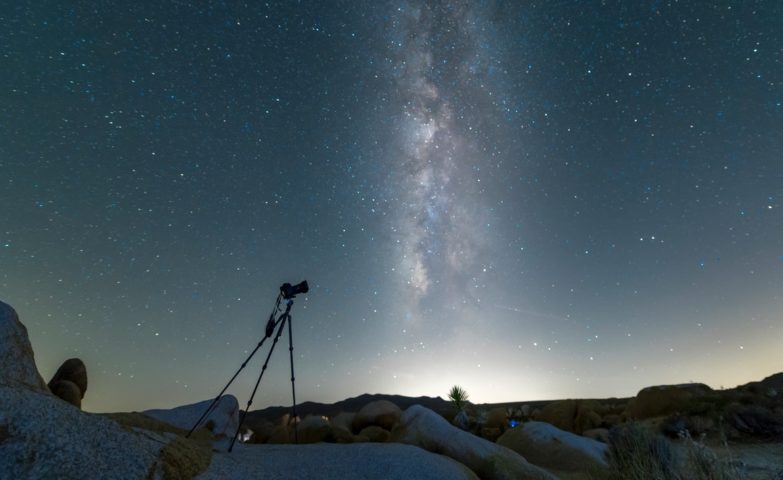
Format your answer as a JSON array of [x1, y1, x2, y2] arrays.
[[2, 1, 781, 412]]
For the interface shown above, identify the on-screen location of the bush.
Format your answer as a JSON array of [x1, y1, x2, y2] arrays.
[[607, 423, 679, 480], [448, 385, 469, 412], [607, 422, 751, 480]]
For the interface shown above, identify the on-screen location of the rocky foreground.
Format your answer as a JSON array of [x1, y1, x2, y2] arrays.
[[2, 299, 782, 479]]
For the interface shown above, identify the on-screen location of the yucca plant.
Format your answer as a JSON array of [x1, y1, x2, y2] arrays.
[[448, 385, 469, 412]]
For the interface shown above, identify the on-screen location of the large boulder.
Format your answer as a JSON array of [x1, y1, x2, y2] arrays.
[[49, 380, 82, 408], [352, 399, 402, 432], [497, 421, 609, 473], [48, 358, 88, 408], [534, 399, 577, 432], [144, 395, 239, 438], [330, 411, 355, 432], [626, 384, 713, 419], [392, 405, 557, 480], [484, 406, 509, 430], [296, 415, 332, 444], [0, 301, 48, 392], [534, 399, 603, 434], [0, 386, 167, 479]]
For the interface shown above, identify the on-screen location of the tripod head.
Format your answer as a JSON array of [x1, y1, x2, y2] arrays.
[[280, 280, 308, 299]]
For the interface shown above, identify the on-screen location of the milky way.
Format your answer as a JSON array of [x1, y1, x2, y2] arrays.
[[387, 3, 489, 308], [1, 1, 781, 412]]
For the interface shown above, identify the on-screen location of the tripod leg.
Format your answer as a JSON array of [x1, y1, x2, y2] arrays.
[[287, 314, 298, 444], [229, 314, 289, 452], [186, 336, 269, 438]]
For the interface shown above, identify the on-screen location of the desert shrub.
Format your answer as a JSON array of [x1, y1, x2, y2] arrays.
[[448, 385, 469, 412], [682, 431, 749, 480], [660, 414, 691, 439], [608, 421, 753, 480], [660, 414, 715, 439], [607, 422, 679, 480]]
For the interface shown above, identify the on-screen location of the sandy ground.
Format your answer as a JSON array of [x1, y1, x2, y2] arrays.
[[712, 442, 783, 480], [196, 442, 478, 480]]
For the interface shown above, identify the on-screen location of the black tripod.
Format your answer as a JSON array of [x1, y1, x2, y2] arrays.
[[186, 281, 308, 452]]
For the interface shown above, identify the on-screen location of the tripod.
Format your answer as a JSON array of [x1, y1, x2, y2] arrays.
[[186, 281, 307, 452]]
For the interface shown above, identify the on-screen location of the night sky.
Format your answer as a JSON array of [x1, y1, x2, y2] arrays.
[[2, 1, 782, 413]]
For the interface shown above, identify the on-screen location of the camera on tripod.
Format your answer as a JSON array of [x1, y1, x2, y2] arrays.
[[187, 280, 309, 450], [280, 280, 308, 299]]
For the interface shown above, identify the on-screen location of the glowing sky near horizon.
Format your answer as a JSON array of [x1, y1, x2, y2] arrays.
[[1, 1, 782, 413]]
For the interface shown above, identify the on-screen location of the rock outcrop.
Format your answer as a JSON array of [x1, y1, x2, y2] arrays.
[[0, 300, 168, 478], [0, 385, 166, 479], [497, 421, 609, 474], [626, 383, 713, 419], [144, 395, 240, 438], [532, 399, 605, 434], [48, 358, 88, 408], [0, 300, 48, 392], [392, 405, 557, 480]]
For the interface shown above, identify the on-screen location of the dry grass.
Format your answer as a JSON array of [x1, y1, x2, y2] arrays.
[[606, 422, 751, 480]]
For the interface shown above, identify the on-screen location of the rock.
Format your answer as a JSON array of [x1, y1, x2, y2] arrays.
[[536, 400, 603, 434], [497, 421, 609, 473], [0, 385, 166, 478], [48, 358, 87, 397], [0, 300, 48, 392], [485, 406, 509, 430], [48, 358, 88, 408], [296, 415, 332, 443], [739, 373, 783, 397], [49, 379, 82, 408], [359, 425, 390, 442], [583, 428, 610, 443], [0, 306, 210, 478], [392, 405, 557, 480], [626, 383, 713, 419], [201, 442, 480, 480], [330, 411, 355, 432], [536, 399, 578, 432], [728, 405, 783, 437], [352, 399, 402, 433], [481, 426, 502, 442], [575, 408, 602, 434], [144, 395, 239, 438]]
